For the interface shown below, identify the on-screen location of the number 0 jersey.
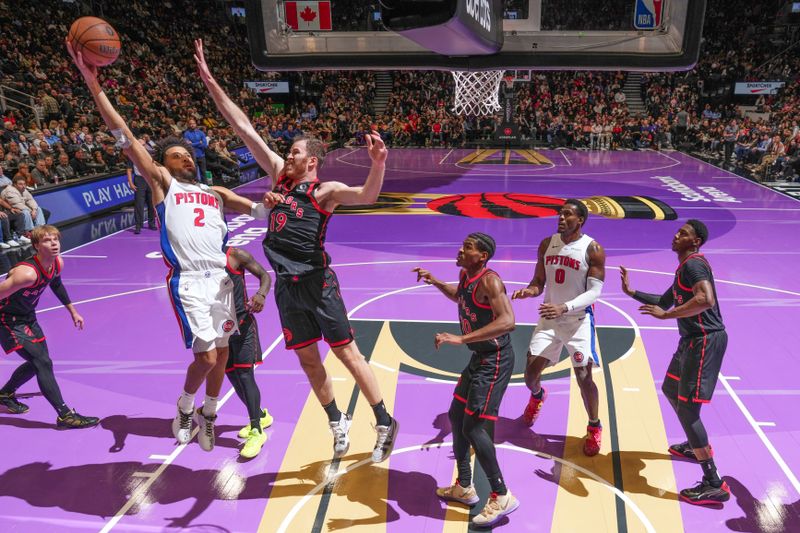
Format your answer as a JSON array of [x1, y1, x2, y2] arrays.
[[156, 178, 228, 273], [544, 233, 595, 316], [456, 268, 510, 352]]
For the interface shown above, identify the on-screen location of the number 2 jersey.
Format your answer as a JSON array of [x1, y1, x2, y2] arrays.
[[263, 177, 332, 279], [157, 178, 228, 272]]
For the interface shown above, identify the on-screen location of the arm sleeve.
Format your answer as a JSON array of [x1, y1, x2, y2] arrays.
[[250, 201, 269, 220], [49, 276, 71, 306], [633, 287, 674, 309], [564, 277, 604, 312]]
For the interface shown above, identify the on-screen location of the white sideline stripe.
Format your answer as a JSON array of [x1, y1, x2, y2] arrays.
[[438, 148, 454, 164], [147, 454, 171, 461], [370, 361, 396, 372], [61, 255, 107, 259], [756, 421, 776, 427], [718, 374, 800, 496]]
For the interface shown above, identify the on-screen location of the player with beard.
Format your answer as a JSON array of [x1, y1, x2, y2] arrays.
[[195, 40, 398, 462], [69, 40, 237, 453]]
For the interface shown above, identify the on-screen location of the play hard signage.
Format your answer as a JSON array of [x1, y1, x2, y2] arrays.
[[284, 1, 332, 31], [633, 0, 664, 30]]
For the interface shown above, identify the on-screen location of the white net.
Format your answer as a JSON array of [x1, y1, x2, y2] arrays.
[[451, 70, 505, 116]]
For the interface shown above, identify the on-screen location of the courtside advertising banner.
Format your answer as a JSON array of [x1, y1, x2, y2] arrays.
[[734, 81, 785, 95], [244, 81, 290, 94]]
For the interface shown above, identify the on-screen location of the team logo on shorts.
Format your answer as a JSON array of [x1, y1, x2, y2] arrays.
[[222, 320, 235, 333], [573, 351, 584, 363], [283, 328, 293, 342]]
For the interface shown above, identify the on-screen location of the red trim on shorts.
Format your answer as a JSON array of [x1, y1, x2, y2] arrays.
[[327, 337, 353, 348], [481, 340, 502, 418], [0, 314, 19, 351], [225, 248, 243, 275], [666, 372, 681, 381], [225, 362, 263, 373], [464, 407, 476, 415], [695, 316, 708, 402], [478, 413, 498, 421], [4, 344, 22, 354], [453, 393, 467, 404], [30, 337, 45, 343], [287, 337, 322, 350], [692, 398, 711, 404], [678, 395, 689, 402]]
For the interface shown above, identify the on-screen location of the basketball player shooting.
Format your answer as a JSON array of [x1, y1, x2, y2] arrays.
[[67, 39, 237, 453], [194, 39, 399, 463]]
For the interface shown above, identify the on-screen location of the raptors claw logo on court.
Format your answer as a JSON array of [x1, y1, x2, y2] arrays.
[[222, 320, 235, 333], [573, 351, 584, 363]]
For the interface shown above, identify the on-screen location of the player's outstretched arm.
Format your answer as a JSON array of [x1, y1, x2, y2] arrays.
[[325, 131, 387, 207], [212, 186, 265, 218], [620, 265, 674, 308], [0, 265, 37, 300], [66, 40, 169, 200], [412, 267, 458, 302], [512, 237, 549, 300], [230, 247, 272, 313], [194, 39, 284, 187]]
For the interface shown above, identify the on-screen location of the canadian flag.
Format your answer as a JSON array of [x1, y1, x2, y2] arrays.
[[284, 1, 332, 31]]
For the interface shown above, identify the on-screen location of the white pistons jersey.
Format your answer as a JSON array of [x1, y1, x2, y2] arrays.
[[544, 233, 594, 316], [157, 178, 228, 273]]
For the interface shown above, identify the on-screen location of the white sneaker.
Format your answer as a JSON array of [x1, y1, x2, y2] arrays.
[[17, 236, 31, 244], [472, 490, 519, 528], [172, 404, 193, 444], [329, 413, 351, 458], [6, 240, 19, 247], [372, 417, 399, 463], [0, 242, 9, 249], [194, 407, 217, 452]]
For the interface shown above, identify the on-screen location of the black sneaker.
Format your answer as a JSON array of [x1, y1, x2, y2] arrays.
[[0, 392, 29, 414], [668, 441, 696, 460], [56, 409, 100, 429], [680, 479, 730, 505]]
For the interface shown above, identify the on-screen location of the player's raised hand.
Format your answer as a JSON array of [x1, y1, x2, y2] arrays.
[[639, 304, 667, 319], [365, 130, 387, 164], [434, 332, 462, 350], [193, 39, 213, 82], [512, 286, 540, 300], [263, 191, 285, 209], [65, 38, 98, 81], [619, 266, 634, 297], [412, 267, 436, 285]]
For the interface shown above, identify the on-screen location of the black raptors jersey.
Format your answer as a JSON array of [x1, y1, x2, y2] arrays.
[[456, 269, 510, 352], [225, 257, 248, 323], [673, 254, 725, 337], [264, 177, 332, 278], [0, 256, 62, 320]]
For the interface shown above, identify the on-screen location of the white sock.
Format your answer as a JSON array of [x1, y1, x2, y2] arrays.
[[178, 391, 195, 414], [202, 395, 219, 417]]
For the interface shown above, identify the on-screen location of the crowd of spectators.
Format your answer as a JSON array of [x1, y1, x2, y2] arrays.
[[0, 0, 798, 199]]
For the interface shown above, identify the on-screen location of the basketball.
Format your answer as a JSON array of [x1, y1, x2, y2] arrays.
[[67, 17, 120, 67]]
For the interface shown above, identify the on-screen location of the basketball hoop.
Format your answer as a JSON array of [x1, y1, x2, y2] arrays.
[[503, 74, 515, 91], [451, 70, 505, 116]]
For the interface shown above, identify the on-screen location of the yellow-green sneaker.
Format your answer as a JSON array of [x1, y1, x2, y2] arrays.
[[238, 408, 274, 438], [240, 428, 267, 459]]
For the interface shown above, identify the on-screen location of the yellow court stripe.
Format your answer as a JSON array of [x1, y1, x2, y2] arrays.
[[440, 453, 476, 533], [320, 322, 401, 532], [550, 345, 618, 532], [257, 324, 397, 532], [610, 337, 684, 533], [633, 196, 667, 221], [504, 149, 511, 165]]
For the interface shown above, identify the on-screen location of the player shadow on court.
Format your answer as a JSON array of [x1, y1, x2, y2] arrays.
[[724, 476, 800, 532], [99, 415, 241, 453], [533, 435, 680, 501], [420, 412, 566, 460], [0, 415, 57, 430], [0, 456, 446, 530]]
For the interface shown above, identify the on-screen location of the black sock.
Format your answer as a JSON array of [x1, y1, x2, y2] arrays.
[[56, 404, 71, 417], [700, 458, 721, 487], [488, 472, 508, 496], [589, 419, 602, 428], [371, 400, 392, 427], [322, 399, 342, 423], [531, 387, 544, 400], [457, 461, 472, 487]]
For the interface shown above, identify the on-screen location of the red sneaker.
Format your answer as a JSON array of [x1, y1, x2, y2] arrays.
[[583, 424, 602, 456], [522, 388, 547, 427]]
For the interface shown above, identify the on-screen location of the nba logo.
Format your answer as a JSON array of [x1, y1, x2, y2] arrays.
[[634, 0, 663, 30]]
